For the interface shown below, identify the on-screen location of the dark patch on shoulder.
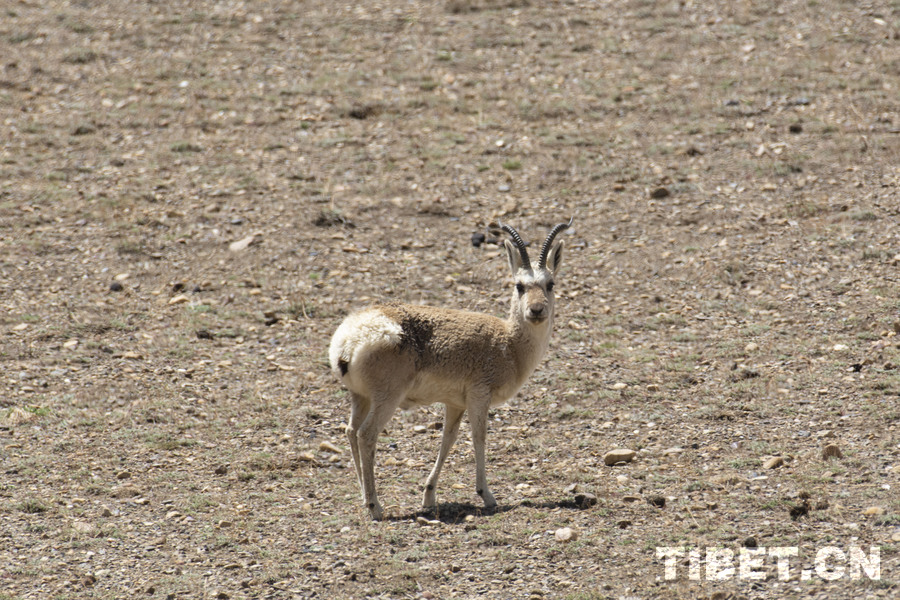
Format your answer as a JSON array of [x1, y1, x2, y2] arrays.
[[338, 359, 349, 376], [385, 305, 435, 364]]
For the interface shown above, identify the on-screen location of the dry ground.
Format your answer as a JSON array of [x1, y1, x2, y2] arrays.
[[1, 1, 899, 598]]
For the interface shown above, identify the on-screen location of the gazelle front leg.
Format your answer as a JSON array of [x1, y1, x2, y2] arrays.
[[423, 404, 466, 510], [468, 399, 497, 510]]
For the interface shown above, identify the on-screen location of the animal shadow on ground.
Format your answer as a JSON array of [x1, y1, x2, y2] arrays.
[[391, 497, 589, 524]]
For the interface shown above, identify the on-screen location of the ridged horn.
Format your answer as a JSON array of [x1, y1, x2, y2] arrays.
[[499, 222, 531, 270], [537, 217, 573, 270]]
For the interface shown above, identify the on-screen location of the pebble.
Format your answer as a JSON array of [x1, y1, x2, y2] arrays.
[[611, 382, 628, 390], [863, 506, 885, 516], [891, 530, 900, 542], [471, 232, 485, 247], [413, 425, 428, 434], [229, 234, 258, 252], [109, 281, 124, 292], [497, 184, 510, 192], [822, 444, 843, 460], [63, 339, 79, 349], [647, 495, 666, 508], [604, 449, 636, 466], [116, 470, 132, 480], [650, 186, 670, 199], [744, 342, 759, 353], [832, 343, 849, 352], [100, 505, 113, 517], [416, 516, 441, 526], [319, 441, 341, 453], [554, 527, 578, 542], [763, 456, 783, 470], [574, 492, 597, 508], [168, 295, 190, 305], [13, 323, 28, 331], [742, 536, 757, 548]]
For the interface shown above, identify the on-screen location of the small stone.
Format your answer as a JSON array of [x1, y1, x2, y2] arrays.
[[832, 343, 849, 352], [13, 323, 28, 331], [650, 186, 670, 199], [822, 444, 843, 460], [100, 505, 113, 517], [72, 521, 96, 535], [214, 464, 228, 475], [554, 527, 578, 542], [122, 351, 143, 360], [229, 234, 258, 252], [863, 506, 885, 517], [168, 294, 190, 305], [616, 519, 632, 529], [471, 232, 486, 248], [165, 510, 181, 520], [497, 184, 510, 193], [611, 382, 628, 390], [109, 281, 124, 292], [789, 502, 810, 520], [604, 449, 636, 466], [413, 425, 428, 434], [416, 516, 441, 526], [647, 495, 666, 508], [891, 530, 900, 542], [744, 342, 759, 353], [742, 536, 757, 548], [574, 492, 597, 508], [63, 339, 79, 349], [763, 456, 784, 470], [217, 520, 233, 528], [116, 470, 132, 480], [319, 441, 341, 453], [622, 495, 641, 503]]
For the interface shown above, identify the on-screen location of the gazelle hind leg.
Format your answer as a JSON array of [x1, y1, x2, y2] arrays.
[[345, 392, 370, 498], [357, 391, 405, 520], [423, 404, 466, 510]]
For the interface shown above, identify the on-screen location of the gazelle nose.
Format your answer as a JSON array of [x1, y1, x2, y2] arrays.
[[527, 304, 546, 319]]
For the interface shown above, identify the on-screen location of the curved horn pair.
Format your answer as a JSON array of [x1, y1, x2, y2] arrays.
[[500, 217, 572, 271]]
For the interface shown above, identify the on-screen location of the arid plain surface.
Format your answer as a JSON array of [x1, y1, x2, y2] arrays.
[[1, 1, 899, 599]]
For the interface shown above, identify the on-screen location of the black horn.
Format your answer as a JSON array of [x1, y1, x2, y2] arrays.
[[499, 222, 531, 270], [537, 217, 573, 269]]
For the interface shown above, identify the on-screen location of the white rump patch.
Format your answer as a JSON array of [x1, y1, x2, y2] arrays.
[[329, 309, 402, 378]]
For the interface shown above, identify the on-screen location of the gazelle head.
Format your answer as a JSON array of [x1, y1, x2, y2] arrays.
[[501, 219, 571, 327]]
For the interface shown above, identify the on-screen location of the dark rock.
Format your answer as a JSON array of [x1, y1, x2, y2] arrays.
[[574, 492, 597, 509], [647, 495, 666, 508], [471, 232, 486, 248], [109, 281, 124, 292]]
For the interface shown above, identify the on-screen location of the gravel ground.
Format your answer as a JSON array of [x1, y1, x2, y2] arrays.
[[1, 1, 899, 599]]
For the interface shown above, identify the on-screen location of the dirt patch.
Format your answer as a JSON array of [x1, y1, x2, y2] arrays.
[[1, 1, 898, 599]]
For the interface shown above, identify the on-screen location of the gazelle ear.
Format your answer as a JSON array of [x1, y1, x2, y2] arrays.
[[545, 240, 564, 277], [504, 239, 525, 275]]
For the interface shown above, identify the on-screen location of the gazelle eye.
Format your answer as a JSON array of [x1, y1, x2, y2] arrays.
[[546, 281, 555, 292], [515, 283, 525, 295]]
